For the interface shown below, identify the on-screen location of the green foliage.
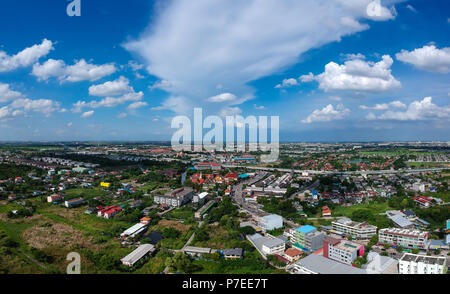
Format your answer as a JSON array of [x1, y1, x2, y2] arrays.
[[162, 227, 181, 239]]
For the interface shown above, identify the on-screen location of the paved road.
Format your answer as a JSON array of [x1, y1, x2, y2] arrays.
[[224, 165, 445, 175]]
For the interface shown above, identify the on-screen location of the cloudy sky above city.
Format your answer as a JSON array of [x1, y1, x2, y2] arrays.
[[0, 0, 449, 141]]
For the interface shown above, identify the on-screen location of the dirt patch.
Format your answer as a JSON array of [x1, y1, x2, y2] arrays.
[[23, 221, 99, 250], [153, 219, 191, 233]]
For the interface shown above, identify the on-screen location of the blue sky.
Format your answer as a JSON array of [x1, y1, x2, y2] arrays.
[[0, 0, 449, 142]]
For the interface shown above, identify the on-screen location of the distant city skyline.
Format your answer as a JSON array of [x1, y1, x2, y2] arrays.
[[0, 0, 449, 141]]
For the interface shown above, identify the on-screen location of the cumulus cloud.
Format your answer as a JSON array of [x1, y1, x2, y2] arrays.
[[366, 97, 450, 121], [396, 45, 450, 73], [72, 91, 144, 112], [127, 101, 148, 110], [329, 96, 342, 101], [32, 58, 117, 82], [9, 98, 60, 116], [207, 93, 237, 103], [406, 4, 417, 13], [360, 100, 406, 110], [149, 80, 173, 90], [275, 78, 299, 89], [81, 110, 94, 118], [88, 76, 133, 97], [0, 83, 61, 120], [300, 55, 401, 92], [0, 106, 24, 121], [220, 106, 242, 117], [254, 104, 265, 110], [0, 39, 53, 72], [124, 0, 400, 112], [151, 96, 192, 114], [301, 103, 350, 123], [0, 82, 23, 103]]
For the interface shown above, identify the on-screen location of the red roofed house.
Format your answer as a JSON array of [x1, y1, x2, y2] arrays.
[[140, 217, 151, 225], [283, 248, 303, 263], [97, 206, 122, 219], [322, 206, 332, 217]]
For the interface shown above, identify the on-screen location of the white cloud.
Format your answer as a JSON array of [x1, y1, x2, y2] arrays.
[[275, 78, 299, 89], [342, 53, 366, 60], [254, 104, 265, 110], [117, 113, 128, 119], [149, 80, 172, 90], [367, 97, 450, 121], [406, 5, 417, 13], [207, 93, 237, 103], [0, 83, 23, 103], [88, 76, 133, 97], [81, 110, 94, 118], [127, 101, 148, 110], [0, 106, 24, 121], [360, 100, 406, 110], [72, 91, 144, 112], [124, 0, 400, 111], [301, 103, 350, 123], [220, 106, 242, 117], [32, 59, 117, 82], [329, 96, 342, 101], [9, 98, 60, 117], [396, 45, 450, 74], [0, 39, 53, 72], [365, 0, 397, 21], [301, 55, 401, 92], [128, 60, 144, 71], [151, 96, 192, 114]]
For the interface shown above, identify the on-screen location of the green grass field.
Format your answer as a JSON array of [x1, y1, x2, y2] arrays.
[[332, 201, 392, 217]]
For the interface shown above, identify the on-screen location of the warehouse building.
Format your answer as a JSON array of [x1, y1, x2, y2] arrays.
[[121, 244, 155, 267]]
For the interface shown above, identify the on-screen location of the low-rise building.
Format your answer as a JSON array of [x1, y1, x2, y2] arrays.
[[258, 214, 283, 231], [363, 252, 398, 274], [222, 248, 243, 259], [378, 228, 429, 249], [193, 192, 209, 204], [121, 244, 155, 267], [47, 194, 63, 203], [293, 225, 324, 252], [261, 238, 285, 255], [64, 197, 84, 208], [332, 217, 377, 239], [154, 187, 194, 207], [399, 253, 447, 274], [195, 200, 216, 220], [323, 237, 364, 265], [183, 246, 214, 257], [97, 206, 123, 219], [120, 223, 148, 238], [283, 248, 303, 263], [294, 254, 366, 274]]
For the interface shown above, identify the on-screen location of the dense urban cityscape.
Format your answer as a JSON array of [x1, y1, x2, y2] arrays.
[[0, 0, 449, 286], [0, 142, 448, 274]]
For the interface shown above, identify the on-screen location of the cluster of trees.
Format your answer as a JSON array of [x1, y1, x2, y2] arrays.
[[162, 227, 181, 239], [206, 196, 238, 223], [165, 252, 201, 273]]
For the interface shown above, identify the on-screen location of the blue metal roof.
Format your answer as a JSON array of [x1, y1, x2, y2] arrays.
[[296, 225, 316, 234]]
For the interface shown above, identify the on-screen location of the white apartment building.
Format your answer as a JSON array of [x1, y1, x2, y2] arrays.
[[262, 238, 285, 255], [258, 214, 283, 231], [399, 253, 447, 274], [154, 187, 194, 207], [332, 217, 377, 239], [323, 237, 364, 265], [378, 228, 429, 249]]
